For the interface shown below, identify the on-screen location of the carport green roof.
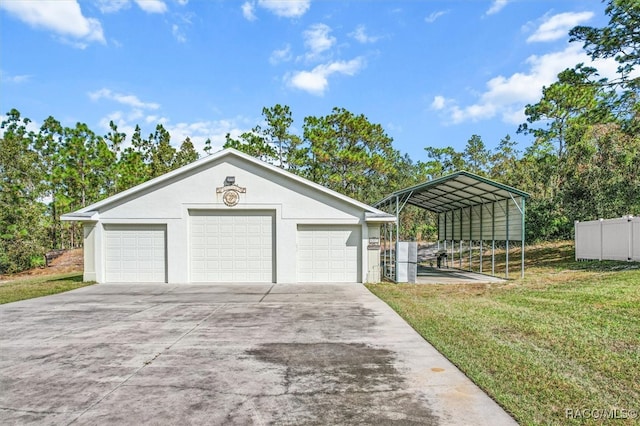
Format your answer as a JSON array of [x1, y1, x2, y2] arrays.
[[374, 171, 529, 214]]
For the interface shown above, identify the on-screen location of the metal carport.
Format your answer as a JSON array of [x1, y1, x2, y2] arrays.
[[375, 171, 530, 281]]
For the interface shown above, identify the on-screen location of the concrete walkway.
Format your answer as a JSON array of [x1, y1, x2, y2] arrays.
[[0, 284, 516, 425], [416, 266, 506, 284]]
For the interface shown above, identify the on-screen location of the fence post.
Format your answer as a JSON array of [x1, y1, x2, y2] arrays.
[[633, 217, 640, 261], [599, 219, 604, 261], [574, 220, 579, 261], [629, 215, 633, 262]]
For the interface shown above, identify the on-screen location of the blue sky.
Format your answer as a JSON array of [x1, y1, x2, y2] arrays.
[[0, 0, 617, 162]]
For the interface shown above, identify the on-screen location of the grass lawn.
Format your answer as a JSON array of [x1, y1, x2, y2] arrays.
[[0, 272, 93, 304], [367, 242, 640, 425]]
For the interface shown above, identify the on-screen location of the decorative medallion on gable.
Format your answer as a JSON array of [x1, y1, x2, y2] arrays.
[[216, 176, 246, 207]]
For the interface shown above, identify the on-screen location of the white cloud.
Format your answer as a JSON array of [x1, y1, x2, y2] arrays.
[[502, 108, 526, 125], [425, 10, 449, 24], [270, 44, 292, 64], [96, 109, 250, 155], [433, 43, 626, 125], [527, 11, 594, 43], [303, 23, 335, 60], [89, 88, 160, 110], [242, 1, 257, 21], [0, 70, 31, 84], [97, 0, 130, 13], [164, 119, 246, 153], [430, 95, 447, 110], [288, 71, 326, 95], [0, 0, 105, 46], [134, 0, 167, 14], [257, 0, 310, 18], [349, 25, 380, 43], [97, 0, 167, 14], [486, 0, 509, 16], [172, 24, 186, 42], [287, 57, 364, 96]]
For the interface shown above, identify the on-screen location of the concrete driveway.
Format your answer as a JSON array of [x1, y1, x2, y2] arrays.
[[0, 284, 515, 425]]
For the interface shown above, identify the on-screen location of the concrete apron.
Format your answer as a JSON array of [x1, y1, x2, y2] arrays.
[[0, 283, 516, 425]]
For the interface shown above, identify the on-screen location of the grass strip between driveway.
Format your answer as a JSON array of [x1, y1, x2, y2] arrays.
[[0, 272, 93, 304], [367, 242, 640, 425]]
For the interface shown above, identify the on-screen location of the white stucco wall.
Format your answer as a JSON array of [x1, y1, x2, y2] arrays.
[[83, 224, 96, 282], [89, 155, 379, 284]]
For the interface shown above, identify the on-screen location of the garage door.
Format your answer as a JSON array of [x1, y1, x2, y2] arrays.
[[104, 225, 166, 283], [190, 211, 274, 282], [297, 225, 361, 282]]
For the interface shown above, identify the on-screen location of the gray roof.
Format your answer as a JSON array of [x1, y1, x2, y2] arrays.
[[375, 171, 529, 214]]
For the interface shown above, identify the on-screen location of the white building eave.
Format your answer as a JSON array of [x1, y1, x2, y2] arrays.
[[60, 211, 99, 222], [365, 212, 396, 223]]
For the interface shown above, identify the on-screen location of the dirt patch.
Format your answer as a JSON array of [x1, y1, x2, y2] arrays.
[[0, 249, 83, 283]]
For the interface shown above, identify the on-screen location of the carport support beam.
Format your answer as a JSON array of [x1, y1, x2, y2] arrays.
[[459, 208, 463, 269], [492, 202, 495, 276], [521, 197, 525, 279], [382, 222, 387, 279], [506, 199, 509, 279], [480, 204, 483, 273], [394, 195, 400, 282], [451, 211, 455, 267], [469, 206, 473, 272]]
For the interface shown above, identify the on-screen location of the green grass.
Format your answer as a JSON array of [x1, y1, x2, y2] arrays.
[[0, 272, 94, 304], [367, 242, 640, 425]]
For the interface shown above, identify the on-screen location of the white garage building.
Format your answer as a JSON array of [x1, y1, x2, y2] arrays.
[[61, 148, 395, 284]]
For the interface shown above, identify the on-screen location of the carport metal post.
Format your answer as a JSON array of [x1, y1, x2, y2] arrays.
[[521, 197, 526, 278], [505, 198, 509, 279], [395, 195, 400, 282], [382, 222, 387, 279], [459, 207, 463, 269], [480, 204, 483, 273], [469, 206, 473, 271], [388, 209, 395, 281], [451, 212, 454, 266], [438, 213, 447, 253], [492, 202, 495, 276]]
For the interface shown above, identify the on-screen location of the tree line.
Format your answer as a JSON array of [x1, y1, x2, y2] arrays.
[[0, 115, 200, 273], [1, 0, 638, 273]]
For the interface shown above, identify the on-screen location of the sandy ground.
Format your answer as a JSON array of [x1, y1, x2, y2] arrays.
[[0, 249, 83, 283]]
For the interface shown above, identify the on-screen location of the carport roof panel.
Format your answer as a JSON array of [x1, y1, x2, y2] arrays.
[[375, 171, 529, 213]]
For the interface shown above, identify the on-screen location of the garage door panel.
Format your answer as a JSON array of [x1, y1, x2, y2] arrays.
[[247, 224, 261, 233], [298, 249, 313, 260], [246, 259, 261, 269], [247, 247, 261, 258], [190, 212, 274, 283], [297, 225, 361, 283], [104, 225, 166, 283]]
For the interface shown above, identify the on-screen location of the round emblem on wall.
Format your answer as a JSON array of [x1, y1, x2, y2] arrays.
[[223, 190, 240, 207]]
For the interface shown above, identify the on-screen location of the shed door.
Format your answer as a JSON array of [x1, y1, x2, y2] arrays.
[[190, 211, 274, 282], [297, 225, 361, 283], [104, 225, 166, 283]]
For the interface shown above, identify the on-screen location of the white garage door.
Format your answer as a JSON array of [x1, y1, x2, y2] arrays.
[[104, 225, 166, 283], [297, 225, 361, 283], [190, 211, 274, 282]]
